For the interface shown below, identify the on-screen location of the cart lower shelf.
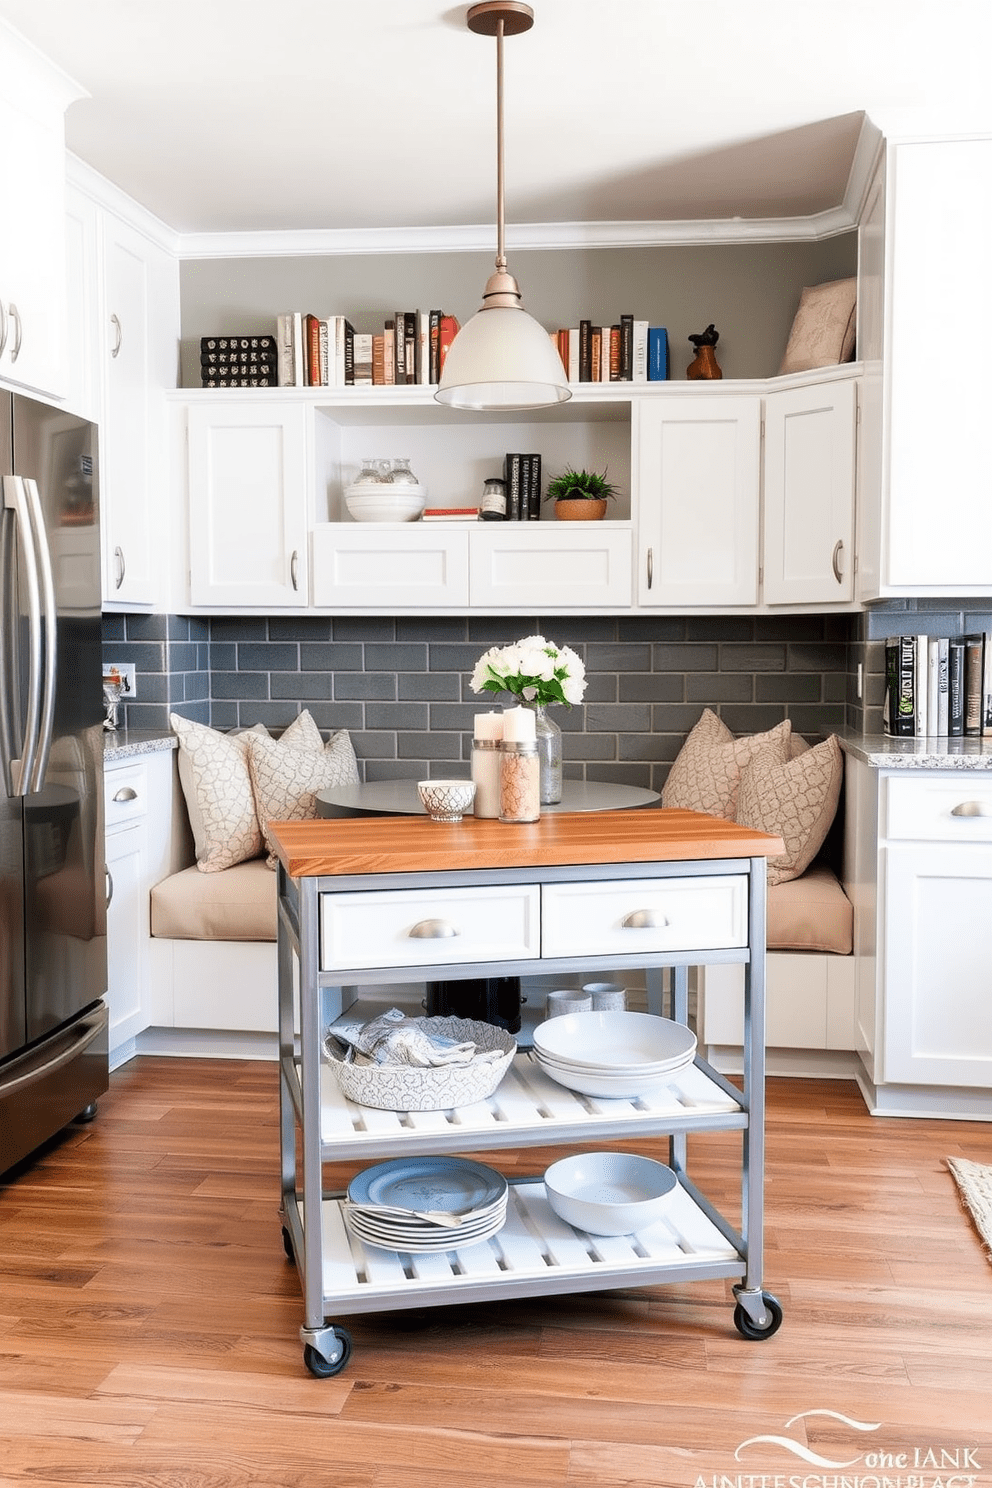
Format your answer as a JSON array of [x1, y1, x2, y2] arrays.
[[295, 1176, 742, 1316]]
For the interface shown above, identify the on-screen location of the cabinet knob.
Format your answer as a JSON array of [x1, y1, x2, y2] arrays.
[[7, 303, 21, 363], [951, 801, 992, 817], [832, 539, 844, 583], [113, 786, 139, 802], [622, 908, 669, 929], [110, 313, 123, 358], [408, 918, 458, 939]]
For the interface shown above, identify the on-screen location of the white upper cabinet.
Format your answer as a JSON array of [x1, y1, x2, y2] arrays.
[[100, 210, 179, 607], [762, 376, 857, 605], [863, 134, 992, 597], [635, 395, 761, 608], [187, 399, 311, 607], [0, 27, 81, 401]]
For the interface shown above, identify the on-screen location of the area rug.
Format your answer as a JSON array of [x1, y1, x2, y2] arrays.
[[946, 1157, 992, 1264]]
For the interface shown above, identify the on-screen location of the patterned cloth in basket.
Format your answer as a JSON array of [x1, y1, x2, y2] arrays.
[[323, 1015, 516, 1112]]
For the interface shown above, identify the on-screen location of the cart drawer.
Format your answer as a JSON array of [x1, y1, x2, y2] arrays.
[[320, 884, 540, 970], [541, 875, 748, 958]]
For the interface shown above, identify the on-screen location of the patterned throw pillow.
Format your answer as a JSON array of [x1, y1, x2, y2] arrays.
[[171, 711, 323, 873], [735, 735, 844, 886], [246, 728, 360, 866], [662, 709, 792, 821]]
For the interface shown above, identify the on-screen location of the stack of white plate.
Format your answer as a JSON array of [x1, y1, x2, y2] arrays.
[[532, 1009, 697, 1098], [343, 1156, 508, 1251]]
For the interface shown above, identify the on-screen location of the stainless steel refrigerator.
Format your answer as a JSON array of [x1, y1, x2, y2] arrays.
[[0, 390, 108, 1176]]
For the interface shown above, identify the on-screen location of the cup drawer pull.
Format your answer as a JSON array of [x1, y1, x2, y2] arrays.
[[950, 801, 992, 818], [409, 918, 458, 939], [113, 786, 139, 803], [621, 908, 670, 929]]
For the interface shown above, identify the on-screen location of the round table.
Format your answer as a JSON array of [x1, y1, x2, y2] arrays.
[[315, 778, 660, 818]]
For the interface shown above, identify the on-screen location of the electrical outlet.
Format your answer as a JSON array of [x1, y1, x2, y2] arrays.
[[104, 663, 137, 698]]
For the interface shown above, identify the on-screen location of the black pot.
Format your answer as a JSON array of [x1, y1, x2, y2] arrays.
[[424, 977, 521, 1034]]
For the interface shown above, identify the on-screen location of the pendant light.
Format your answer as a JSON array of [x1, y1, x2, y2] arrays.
[[435, 1, 571, 411]]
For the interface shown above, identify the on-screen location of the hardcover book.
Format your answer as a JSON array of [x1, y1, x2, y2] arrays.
[[648, 326, 669, 381], [948, 638, 966, 736], [964, 633, 985, 736]]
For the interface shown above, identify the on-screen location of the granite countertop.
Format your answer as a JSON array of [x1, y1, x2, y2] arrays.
[[837, 730, 992, 770], [103, 729, 177, 763]]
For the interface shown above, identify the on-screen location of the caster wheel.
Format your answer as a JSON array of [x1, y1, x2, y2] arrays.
[[76, 1102, 98, 1123], [303, 1329, 353, 1378], [281, 1227, 294, 1262], [734, 1292, 783, 1340]]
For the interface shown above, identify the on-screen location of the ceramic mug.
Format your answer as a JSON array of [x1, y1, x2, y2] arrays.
[[546, 988, 592, 1018], [582, 981, 627, 1012]]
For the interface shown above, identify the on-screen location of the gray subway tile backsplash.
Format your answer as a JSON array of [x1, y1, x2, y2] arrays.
[[106, 608, 989, 788]]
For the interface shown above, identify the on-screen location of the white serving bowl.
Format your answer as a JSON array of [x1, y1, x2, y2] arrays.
[[418, 778, 476, 822], [534, 1055, 684, 1099], [533, 1010, 696, 1072], [544, 1151, 678, 1235], [344, 483, 427, 522]]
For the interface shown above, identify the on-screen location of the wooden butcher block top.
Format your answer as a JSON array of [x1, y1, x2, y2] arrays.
[[266, 808, 785, 881]]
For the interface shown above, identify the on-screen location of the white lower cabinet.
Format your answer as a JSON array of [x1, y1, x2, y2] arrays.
[[469, 522, 631, 609], [848, 759, 992, 1116], [311, 523, 469, 608]]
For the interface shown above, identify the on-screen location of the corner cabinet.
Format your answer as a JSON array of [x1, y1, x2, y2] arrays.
[[175, 369, 859, 617]]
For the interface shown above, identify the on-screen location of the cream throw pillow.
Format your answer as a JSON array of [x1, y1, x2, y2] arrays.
[[247, 728, 360, 866], [779, 277, 857, 374], [662, 709, 792, 821], [172, 710, 323, 873], [735, 735, 843, 886]]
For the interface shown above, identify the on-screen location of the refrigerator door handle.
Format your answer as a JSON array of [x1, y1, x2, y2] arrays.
[[1, 475, 43, 797], [22, 478, 58, 793], [0, 1003, 108, 1099]]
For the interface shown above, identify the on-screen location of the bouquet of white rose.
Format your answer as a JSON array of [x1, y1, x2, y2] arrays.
[[470, 634, 586, 707]]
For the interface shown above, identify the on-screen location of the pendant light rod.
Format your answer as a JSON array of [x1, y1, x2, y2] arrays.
[[495, 16, 505, 273], [467, 1, 534, 278]]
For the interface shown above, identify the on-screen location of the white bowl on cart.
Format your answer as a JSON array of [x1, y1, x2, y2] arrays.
[[544, 1151, 678, 1235], [532, 1010, 696, 1072]]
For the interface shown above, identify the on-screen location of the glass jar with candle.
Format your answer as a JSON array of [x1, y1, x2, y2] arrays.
[[471, 710, 503, 818], [499, 740, 540, 823]]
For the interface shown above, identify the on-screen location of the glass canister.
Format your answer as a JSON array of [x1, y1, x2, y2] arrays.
[[499, 740, 540, 823], [389, 457, 418, 485], [479, 476, 507, 521]]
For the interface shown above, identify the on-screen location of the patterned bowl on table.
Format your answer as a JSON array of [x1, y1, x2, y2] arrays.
[[417, 778, 476, 821], [323, 1016, 516, 1112]]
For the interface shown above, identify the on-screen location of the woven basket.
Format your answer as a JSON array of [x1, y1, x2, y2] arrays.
[[323, 1016, 517, 1112]]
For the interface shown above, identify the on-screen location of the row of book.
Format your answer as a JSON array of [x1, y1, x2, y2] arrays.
[[883, 632, 992, 738], [275, 310, 460, 389], [551, 319, 669, 383]]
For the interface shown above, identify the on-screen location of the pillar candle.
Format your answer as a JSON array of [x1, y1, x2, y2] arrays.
[[501, 705, 536, 743], [474, 711, 503, 741]]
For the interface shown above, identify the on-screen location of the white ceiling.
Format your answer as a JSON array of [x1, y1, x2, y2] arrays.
[[0, 0, 989, 242]]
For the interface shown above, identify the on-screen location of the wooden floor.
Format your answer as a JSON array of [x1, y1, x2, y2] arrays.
[[2, 1058, 992, 1488]]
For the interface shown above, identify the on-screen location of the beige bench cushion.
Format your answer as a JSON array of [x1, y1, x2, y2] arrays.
[[151, 859, 276, 942], [766, 862, 852, 954]]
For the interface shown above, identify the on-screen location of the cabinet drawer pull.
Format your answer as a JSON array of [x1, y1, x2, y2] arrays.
[[110, 313, 123, 358], [832, 539, 844, 583], [114, 545, 125, 590], [646, 546, 654, 590], [950, 801, 992, 817], [291, 549, 299, 590], [113, 786, 139, 803], [622, 908, 669, 929], [409, 918, 458, 939]]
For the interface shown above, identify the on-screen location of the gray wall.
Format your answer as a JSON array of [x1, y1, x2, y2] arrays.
[[179, 237, 858, 387]]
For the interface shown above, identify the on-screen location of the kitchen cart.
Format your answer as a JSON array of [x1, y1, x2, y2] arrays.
[[269, 808, 785, 1377]]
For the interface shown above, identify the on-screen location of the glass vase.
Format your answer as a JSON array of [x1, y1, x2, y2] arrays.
[[529, 703, 562, 805]]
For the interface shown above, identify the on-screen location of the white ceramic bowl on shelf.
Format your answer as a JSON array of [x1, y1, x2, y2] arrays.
[[544, 1151, 678, 1235], [534, 1056, 684, 1099], [532, 1010, 697, 1072], [344, 483, 427, 522]]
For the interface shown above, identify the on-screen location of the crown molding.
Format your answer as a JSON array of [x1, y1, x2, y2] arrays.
[[174, 205, 859, 261], [66, 152, 181, 256]]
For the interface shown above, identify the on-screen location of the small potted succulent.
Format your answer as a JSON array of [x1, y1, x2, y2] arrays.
[[544, 466, 617, 521]]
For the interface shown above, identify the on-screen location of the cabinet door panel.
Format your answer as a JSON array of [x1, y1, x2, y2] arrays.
[[105, 823, 147, 1050], [311, 525, 469, 607], [762, 378, 856, 605], [881, 843, 992, 1086], [470, 524, 631, 609], [188, 402, 309, 606], [637, 397, 759, 606]]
